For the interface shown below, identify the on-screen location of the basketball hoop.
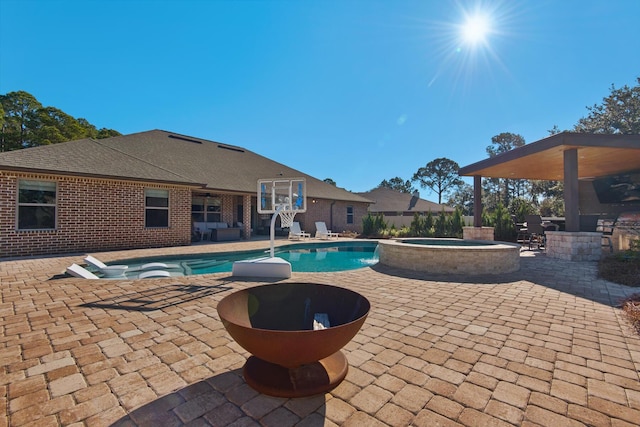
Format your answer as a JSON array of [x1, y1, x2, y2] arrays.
[[278, 208, 297, 228], [257, 178, 306, 258]]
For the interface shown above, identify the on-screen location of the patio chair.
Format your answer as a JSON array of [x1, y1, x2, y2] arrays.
[[83, 255, 129, 277], [66, 263, 100, 279], [84, 255, 177, 276], [598, 218, 616, 253], [511, 215, 530, 243], [315, 222, 340, 240], [193, 222, 211, 241], [289, 222, 310, 240], [524, 215, 546, 249], [68, 263, 172, 279]]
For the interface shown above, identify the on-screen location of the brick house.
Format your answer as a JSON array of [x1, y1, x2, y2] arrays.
[[0, 130, 372, 257], [356, 187, 456, 228]]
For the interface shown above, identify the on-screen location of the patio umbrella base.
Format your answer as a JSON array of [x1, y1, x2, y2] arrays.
[[243, 351, 348, 398]]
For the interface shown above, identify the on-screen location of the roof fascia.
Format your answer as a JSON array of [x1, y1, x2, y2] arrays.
[[0, 166, 206, 188], [459, 132, 640, 176]]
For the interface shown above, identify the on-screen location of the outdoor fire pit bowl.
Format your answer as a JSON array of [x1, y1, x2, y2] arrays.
[[217, 282, 370, 397]]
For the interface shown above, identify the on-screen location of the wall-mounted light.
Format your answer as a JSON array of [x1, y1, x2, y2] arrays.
[[312, 199, 317, 204]]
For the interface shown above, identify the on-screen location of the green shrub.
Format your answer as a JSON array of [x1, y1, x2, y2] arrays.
[[362, 212, 387, 237], [483, 202, 514, 241], [366, 209, 464, 239], [409, 213, 424, 236], [450, 208, 464, 238], [425, 211, 434, 236], [434, 211, 447, 237]]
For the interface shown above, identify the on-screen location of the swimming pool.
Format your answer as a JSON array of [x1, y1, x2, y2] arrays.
[[111, 241, 379, 277]]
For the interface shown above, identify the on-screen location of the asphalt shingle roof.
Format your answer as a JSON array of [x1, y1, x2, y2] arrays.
[[0, 130, 372, 203], [357, 187, 454, 213]]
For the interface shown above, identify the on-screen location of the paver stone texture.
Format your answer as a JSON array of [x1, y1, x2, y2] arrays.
[[1, 239, 639, 426]]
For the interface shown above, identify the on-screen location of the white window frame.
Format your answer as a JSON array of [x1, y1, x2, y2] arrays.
[[17, 179, 57, 230], [145, 188, 170, 228]]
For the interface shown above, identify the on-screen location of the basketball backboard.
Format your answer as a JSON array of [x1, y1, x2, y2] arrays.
[[257, 178, 306, 214]]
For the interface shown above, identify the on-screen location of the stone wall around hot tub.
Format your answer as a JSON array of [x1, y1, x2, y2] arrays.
[[377, 239, 520, 275]]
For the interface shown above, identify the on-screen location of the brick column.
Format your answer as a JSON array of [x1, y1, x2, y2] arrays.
[[243, 194, 251, 239], [221, 194, 235, 225]]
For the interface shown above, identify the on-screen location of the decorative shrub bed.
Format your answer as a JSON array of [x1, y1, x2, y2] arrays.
[[598, 253, 640, 288], [598, 241, 640, 335], [620, 294, 640, 335]]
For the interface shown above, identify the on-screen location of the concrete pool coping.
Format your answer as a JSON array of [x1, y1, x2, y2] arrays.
[[1, 238, 639, 426]]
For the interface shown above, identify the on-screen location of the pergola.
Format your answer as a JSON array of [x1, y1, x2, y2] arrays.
[[459, 132, 640, 233]]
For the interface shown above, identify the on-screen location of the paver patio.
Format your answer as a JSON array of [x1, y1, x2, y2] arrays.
[[1, 239, 639, 426]]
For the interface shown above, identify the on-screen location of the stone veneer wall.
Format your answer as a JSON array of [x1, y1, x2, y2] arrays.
[[463, 226, 495, 241], [378, 239, 520, 274], [545, 231, 602, 261], [0, 172, 192, 258]]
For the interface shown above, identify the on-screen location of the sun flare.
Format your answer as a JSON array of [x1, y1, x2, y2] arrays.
[[461, 14, 491, 45], [424, 1, 520, 91]]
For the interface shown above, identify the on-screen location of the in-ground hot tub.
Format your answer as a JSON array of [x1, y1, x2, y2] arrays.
[[378, 238, 520, 274]]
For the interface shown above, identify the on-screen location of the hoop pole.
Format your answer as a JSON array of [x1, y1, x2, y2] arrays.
[[270, 205, 285, 258]]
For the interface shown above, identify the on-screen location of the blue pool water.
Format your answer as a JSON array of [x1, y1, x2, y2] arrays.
[[119, 241, 379, 276]]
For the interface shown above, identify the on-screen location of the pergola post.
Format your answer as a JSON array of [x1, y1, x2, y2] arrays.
[[473, 175, 482, 227], [563, 149, 579, 232]]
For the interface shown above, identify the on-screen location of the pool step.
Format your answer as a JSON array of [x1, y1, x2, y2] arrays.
[[232, 256, 292, 279]]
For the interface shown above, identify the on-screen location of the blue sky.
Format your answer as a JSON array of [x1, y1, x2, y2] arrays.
[[1, 0, 639, 198]]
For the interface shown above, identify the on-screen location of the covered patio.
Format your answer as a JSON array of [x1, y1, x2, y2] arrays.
[[459, 132, 640, 260]]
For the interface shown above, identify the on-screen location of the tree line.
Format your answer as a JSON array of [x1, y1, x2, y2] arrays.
[[375, 77, 640, 223], [3, 77, 638, 231], [0, 91, 120, 152]]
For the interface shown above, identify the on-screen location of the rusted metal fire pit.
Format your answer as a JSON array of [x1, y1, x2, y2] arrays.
[[217, 282, 370, 397]]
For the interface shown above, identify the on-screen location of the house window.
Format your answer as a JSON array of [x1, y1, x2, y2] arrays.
[[206, 197, 221, 222], [145, 189, 169, 227], [191, 197, 205, 222], [191, 195, 221, 223], [347, 205, 354, 224], [17, 179, 57, 230]]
